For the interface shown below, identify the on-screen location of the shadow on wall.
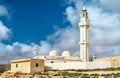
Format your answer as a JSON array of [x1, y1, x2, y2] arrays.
[[44, 66, 52, 71]]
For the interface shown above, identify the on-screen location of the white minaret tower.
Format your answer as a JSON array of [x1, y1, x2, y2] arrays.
[[79, 6, 89, 62]]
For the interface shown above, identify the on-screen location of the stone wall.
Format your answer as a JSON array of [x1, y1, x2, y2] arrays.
[[0, 64, 10, 73]]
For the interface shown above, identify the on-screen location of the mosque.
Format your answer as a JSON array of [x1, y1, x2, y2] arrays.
[[33, 6, 89, 63], [11, 6, 114, 73], [33, 6, 110, 70]]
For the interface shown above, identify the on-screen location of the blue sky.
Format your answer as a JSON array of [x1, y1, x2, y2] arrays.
[[0, 0, 120, 63], [2, 0, 67, 44]]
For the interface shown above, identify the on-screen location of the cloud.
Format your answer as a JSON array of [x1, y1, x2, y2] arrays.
[[88, 6, 120, 46], [0, 21, 11, 41], [0, 5, 9, 16], [87, 2, 120, 57], [0, 41, 53, 63], [0, 42, 39, 63], [47, 0, 120, 57], [0, 4, 11, 41], [47, 27, 80, 55], [38, 41, 52, 55], [65, 7, 79, 26], [1, 0, 120, 63], [100, 0, 120, 12]]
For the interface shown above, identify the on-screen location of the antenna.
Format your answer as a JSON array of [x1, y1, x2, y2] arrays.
[[83, 0, 86, 6], [83, 1, 85, 6], [35, 48, 39, 59]]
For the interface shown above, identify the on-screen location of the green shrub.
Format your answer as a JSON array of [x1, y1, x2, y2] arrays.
[[63, 76, 68, 78], [48, 76, 52, 78], [41, 72, 49, 75], [53, 73, 60, 76], [90, 74, 99, 78], [114, 73, 120, 77], [40, 76, 45, 78], [14, 71, 23, 77], [34, 71, 42, 75]]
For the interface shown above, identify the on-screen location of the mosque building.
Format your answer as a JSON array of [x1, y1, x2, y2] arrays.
[[33, 5, 89, 63], [33, 6, 110, 70], [11, 6, 111, 72]]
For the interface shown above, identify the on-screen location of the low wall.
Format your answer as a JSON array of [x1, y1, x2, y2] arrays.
[[85, 62, 111, 69], [0, 64, 10, 72], [45, 62, 110, 70]]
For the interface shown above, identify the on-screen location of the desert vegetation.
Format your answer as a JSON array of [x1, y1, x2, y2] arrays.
[[1, 68, 120, 78]]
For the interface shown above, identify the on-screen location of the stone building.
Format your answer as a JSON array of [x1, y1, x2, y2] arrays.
[[11, 58, 44, 73]]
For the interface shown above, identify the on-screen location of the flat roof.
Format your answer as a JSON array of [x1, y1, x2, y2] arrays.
[[11, 58, 44, 63]]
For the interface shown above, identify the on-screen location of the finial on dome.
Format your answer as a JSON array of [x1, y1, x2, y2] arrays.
[[82, 4, 86, 10]]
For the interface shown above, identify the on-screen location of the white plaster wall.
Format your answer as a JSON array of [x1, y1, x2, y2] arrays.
[[85, 62, 111, 69], [45, 62, 110, 70], [45, 62, 86, 70]]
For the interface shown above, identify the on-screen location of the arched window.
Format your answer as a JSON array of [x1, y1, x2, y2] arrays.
[[16, 64, 18, 68], [83, 14, 85, 17]]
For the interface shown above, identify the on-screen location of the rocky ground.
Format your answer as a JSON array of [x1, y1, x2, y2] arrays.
[[1, 69, 120, 78]]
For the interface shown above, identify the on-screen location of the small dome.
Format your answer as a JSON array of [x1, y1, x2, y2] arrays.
[[49, 50, 58, 56], [62, 51, 71, 57]]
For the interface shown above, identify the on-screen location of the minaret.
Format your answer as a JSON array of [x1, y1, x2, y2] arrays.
[[79, 6, 89, 62]]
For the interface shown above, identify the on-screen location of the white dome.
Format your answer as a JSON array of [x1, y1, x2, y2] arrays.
[[62, 51, 71, 57], [49, 50, 58, 56]]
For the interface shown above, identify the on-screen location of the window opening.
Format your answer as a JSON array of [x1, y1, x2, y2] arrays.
[[36, 63, 39, 67], [16, 64, 18, 68]]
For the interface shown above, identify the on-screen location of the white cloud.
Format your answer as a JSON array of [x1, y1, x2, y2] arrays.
[[0, 42, 7, 56], [0, 4, 11, 41], [0, 21, 11, 41], [0, 42, 39, 63], [6, 45, 13, 52], [1, 0, 120, 63], [53, 0, 120, 57], [47, 27, 80, 55], [0, 5, 9, 16], [41, 0, 120, 57], [87, 6, 120, 54], [100, 0, 120, 12], [88, 6, 120, 46], [39, 41, 52, 55], [65, 7, 79, 26], [87, 3, 120, 57]]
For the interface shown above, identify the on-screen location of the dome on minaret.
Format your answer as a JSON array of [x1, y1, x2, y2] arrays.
[[62, 51, 71, 57], [49, 50, 58, 56]]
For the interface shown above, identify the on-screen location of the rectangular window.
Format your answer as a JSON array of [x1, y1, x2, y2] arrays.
[[36, 63, 39, 67]]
